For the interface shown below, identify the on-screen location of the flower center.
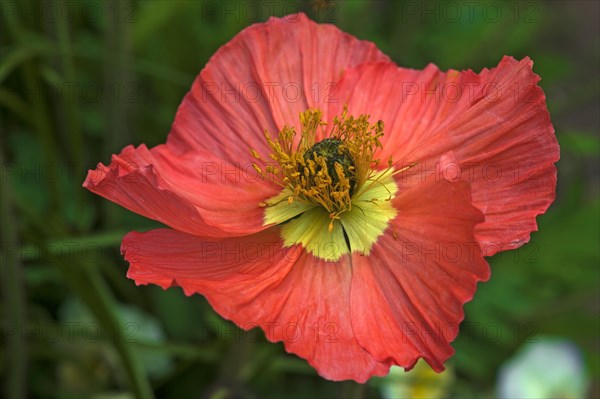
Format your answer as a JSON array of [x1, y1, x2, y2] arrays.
[[303, 138, 357, 195], [251, 107, 399, 261]]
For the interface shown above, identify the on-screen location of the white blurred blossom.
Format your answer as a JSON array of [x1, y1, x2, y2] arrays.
[[497, 337, 589, 399]]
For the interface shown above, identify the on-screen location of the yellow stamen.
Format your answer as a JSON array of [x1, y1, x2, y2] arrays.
[[254, 107, 408, 261], [254, 106, 387, 218]]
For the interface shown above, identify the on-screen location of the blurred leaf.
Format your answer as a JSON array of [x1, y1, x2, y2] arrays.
[[148, 287, 210, 341], [133, 2, 192, 47], [0, 45, 45, 84], [557, 131, 600, 156], [116, 305, 174, 378], [458, 199, 600, 381], [7, 131, 47, 214], [59, 297, 174, 379], [532, 53, 574, 84]]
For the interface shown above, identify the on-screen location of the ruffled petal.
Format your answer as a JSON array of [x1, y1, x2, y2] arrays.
[[122, 227, 390, 382], [460, 57, 558, 255], [328, 61, 479, 157], [167, 13, 389, 160], [84, 144, 277, 237], [85, 13, 390, 237], [350, 177, 490, 371], [333, 56, 558, 255]]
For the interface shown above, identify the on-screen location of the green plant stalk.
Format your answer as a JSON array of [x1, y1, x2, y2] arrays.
[[21, 60, 63, 215], [0, 148, 27, 399], [20, 224, 155, 397], [1, 33, 193, 87], [50, 253, 155, 399], [4, 5, 153, 389], [4, 2, 62, 216], [102, 0, 133, 228], [18, 230, 130, 261], [54, 0, 84, 224], [0, 44, 48, 84], [55, 0, 82, 164]]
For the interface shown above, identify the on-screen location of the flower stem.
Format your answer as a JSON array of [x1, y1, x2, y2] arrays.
[[0, 147, 27, 399]]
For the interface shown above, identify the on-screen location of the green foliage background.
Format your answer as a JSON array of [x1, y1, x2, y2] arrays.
[[1, 1, 598, 398]]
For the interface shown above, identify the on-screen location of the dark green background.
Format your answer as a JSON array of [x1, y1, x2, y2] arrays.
[[1, 1, 598, 398]]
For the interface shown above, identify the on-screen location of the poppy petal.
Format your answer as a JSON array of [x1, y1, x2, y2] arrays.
[[333, 56, 558, 255], [350, 177, 490, 371], [84, 144, 277, 236], [122, 227, 391, 382], [167, 13, 390, 161], [462, 57, 558, 255], [85, 13, 391, 237]]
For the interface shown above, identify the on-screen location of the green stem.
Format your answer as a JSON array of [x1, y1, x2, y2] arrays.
[[19, 230, 157, 398], [0, 44, 48, 84], [1, 34, 193, 87], [47, 252, 154, 398], [54, 0, 84, 220], [0, 147, 27, 399], [86, 263, 156, 398], [21, 60, 63, 215], [102, 0, 134, 228], [132, 341, 220, 361], [19, 230, 130, 261], [55, 0, 81, 156]]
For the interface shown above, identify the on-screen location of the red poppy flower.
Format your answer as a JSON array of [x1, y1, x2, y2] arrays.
[[83, 13, 559, 382]]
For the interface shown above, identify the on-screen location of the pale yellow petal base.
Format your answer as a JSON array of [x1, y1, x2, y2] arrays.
[[264, 169, 398, 261]]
